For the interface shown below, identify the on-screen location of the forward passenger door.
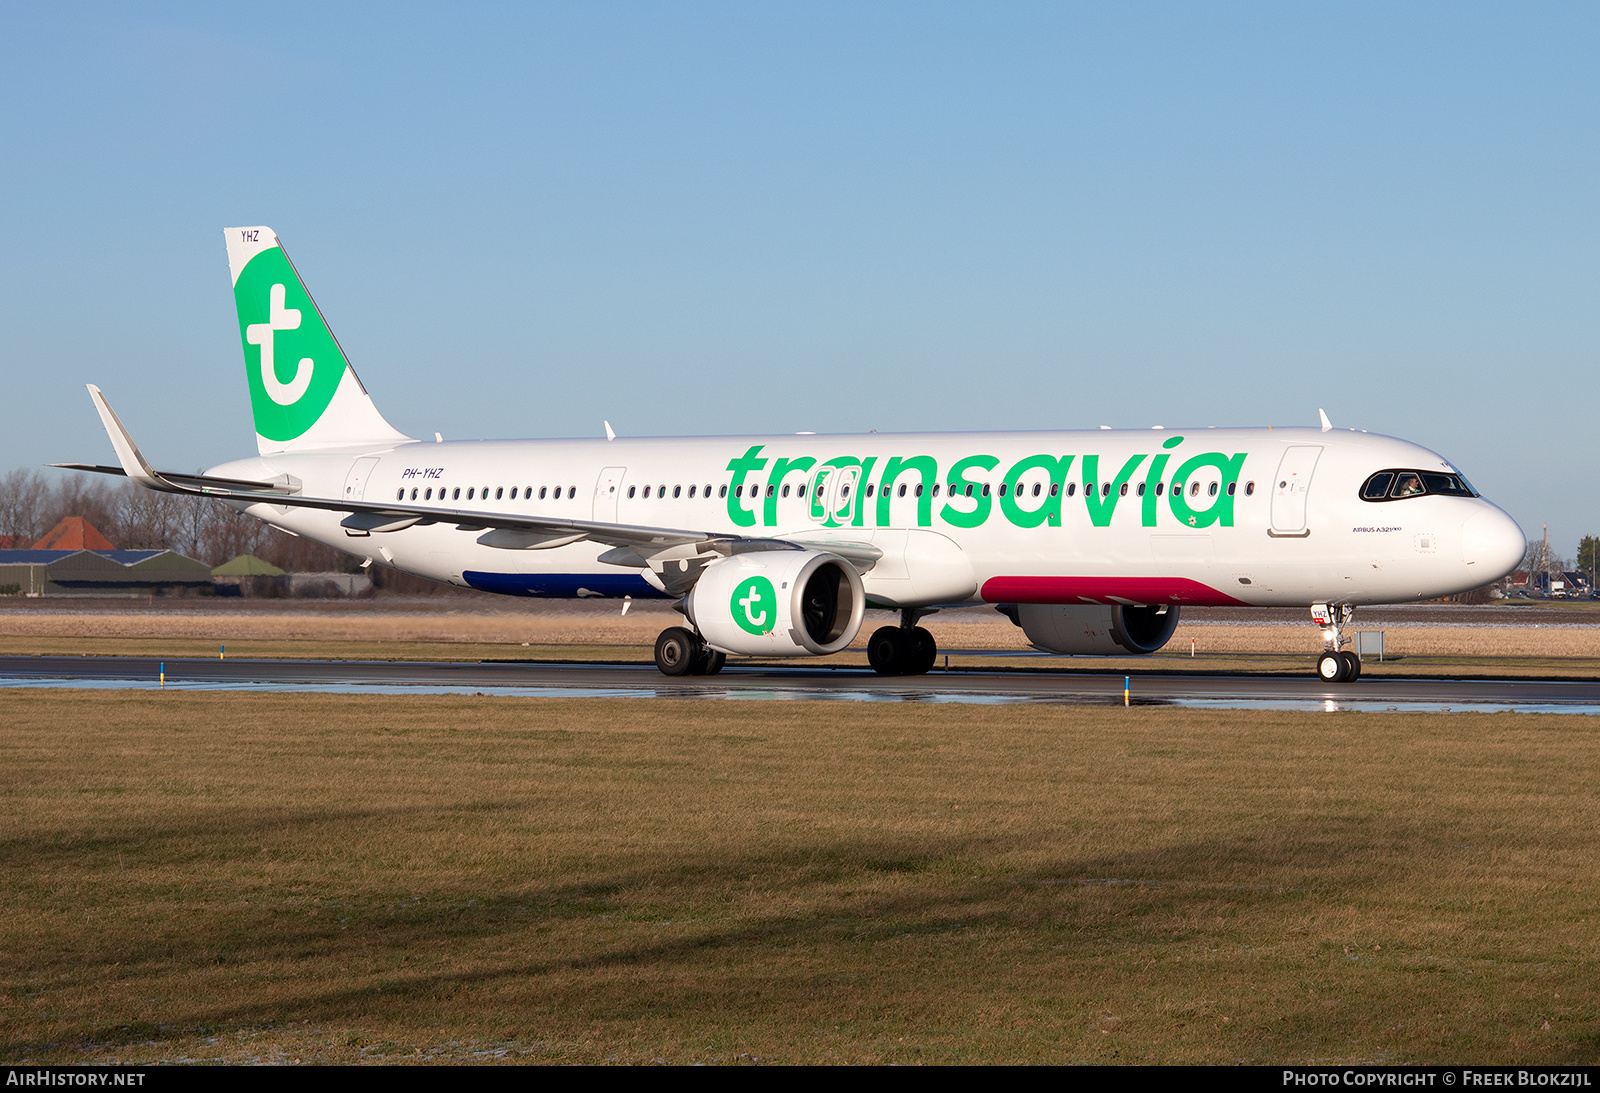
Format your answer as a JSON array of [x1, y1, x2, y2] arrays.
[[1270, 446, 1321, 535]]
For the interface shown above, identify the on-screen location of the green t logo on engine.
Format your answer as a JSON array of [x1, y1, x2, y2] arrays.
[[731, 576, 777, 635]]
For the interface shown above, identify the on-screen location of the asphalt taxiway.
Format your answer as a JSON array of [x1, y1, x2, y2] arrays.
[[3, 655, 1599, 713]]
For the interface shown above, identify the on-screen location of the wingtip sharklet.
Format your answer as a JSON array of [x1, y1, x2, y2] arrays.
[[85, 384, 166, 489]]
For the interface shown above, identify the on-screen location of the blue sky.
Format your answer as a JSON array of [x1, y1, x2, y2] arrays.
[[3, 3, 1596, 554]]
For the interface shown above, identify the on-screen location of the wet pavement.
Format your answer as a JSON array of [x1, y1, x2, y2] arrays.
[[4, 655, 1600, 714]]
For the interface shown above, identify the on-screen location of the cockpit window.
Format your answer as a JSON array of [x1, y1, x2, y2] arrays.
[[1392, 473, 1424, 498], [1360, 468, 1478, 502], [1420, 472, 1475, 497]]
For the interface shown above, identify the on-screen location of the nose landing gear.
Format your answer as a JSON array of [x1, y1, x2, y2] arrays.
[[1311, 603, 1361, 683], [1316, 649, 1361, 683]]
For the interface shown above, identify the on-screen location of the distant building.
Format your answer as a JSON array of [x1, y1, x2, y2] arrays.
[[0, 549, 214, 596], [0, 516, 211, 595], [32, 517, 116, 551], [0, 518, 373, 598], [288, 572, 372, 597], [212, 554, 288, 598], [211, 554, 285, 577]]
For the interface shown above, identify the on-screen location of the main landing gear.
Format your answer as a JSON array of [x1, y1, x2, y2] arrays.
[[1311, 602, 1361, 684], [652, 611, 942, 678], [867, 609, 939, 676], [653, 626, 726, 677]]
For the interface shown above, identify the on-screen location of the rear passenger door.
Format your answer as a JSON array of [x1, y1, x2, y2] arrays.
[[593, 466, 626, 523], [343, 457, 381, 502]]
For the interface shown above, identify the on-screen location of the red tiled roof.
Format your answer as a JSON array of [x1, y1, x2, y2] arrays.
[[32, 517, 116, 551]]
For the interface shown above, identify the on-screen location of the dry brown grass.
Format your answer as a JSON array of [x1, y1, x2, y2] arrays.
[[3, 691, 1599, 1064], [5, 609, 1600, 661], [5, 609, 1600, 679], [1167, 625, 1600, 659], [0, 610, 666, 646]]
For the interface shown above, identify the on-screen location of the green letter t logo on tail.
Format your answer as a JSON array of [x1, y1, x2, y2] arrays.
[[228, 230, 348, 444]]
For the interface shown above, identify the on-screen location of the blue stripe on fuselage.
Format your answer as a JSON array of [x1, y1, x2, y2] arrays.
[[461, 571, 667, 598]]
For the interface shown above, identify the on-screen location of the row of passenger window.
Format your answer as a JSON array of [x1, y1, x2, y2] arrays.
[[397, 485, 577, 501], [400, 478, 1258, 504], [723, 479, 1256, 500], [1359, 469, 1477, 502], [629, 484, 721, 499]]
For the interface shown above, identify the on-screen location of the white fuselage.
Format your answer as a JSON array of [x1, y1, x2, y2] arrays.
[[210, 426, 1525, 609]]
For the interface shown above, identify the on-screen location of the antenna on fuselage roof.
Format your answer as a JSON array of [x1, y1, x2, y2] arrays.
[[604, 421, 616, 441], [1318, 408, 1333, 432]]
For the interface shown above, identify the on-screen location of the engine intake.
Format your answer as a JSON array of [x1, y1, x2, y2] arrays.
[[999, 602, 1181, 655], [687, 550, 865, 657]]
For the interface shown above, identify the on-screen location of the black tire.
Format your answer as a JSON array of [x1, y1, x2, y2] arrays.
[[1341, 650, 1361, 682], [698, 648, 726, 676], [908, 626, 938, 675], [867, 626, 905, 676], [654, 627, 698, 676], [1316, 651, 1345, 683]]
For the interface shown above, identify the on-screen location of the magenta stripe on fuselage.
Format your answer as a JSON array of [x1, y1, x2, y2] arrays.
[[980, 575, 1246, 606]]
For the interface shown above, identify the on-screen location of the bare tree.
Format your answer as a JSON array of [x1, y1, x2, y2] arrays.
[[257, 524, 355, 572], [0, 469, 50, 545], [43, 473, 120, 539], [112, 484, 190, 550], [1519, 540, 1543, 577], [175, 488, 217, 560], [195, 502, 270, 566]]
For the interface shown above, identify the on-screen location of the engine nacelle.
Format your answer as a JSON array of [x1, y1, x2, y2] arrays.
[[687, 550, 866, 657], [999, 603, 1181, 655]]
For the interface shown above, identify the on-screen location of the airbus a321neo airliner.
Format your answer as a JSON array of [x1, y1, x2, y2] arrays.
[[63, 227, 1527, 683]]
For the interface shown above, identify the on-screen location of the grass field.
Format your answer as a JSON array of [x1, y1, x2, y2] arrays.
[[4, 690, 1599, 1064]]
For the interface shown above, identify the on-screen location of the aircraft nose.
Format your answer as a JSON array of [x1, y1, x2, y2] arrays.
[[1462, 506, 1525, 579]]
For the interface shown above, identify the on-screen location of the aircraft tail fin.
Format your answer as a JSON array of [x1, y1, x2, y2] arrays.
[[225, 227, 413, 455]]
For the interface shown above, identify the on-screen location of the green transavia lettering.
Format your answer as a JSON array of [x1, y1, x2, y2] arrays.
[[724, 439, 1245, 530]]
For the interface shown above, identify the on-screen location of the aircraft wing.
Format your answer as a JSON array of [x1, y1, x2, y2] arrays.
[[66, 386, 882, 568]]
